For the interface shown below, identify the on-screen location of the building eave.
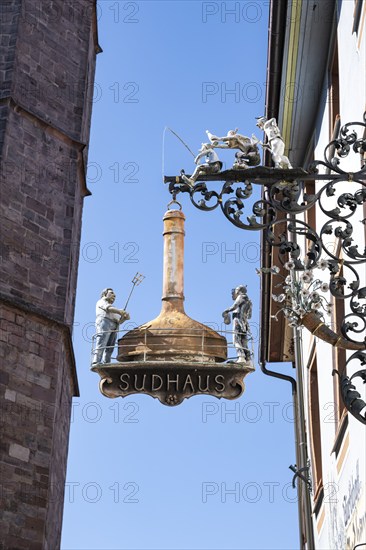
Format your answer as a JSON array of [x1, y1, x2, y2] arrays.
[[260, 0, 293, 364], [260, 0, 336, 363]]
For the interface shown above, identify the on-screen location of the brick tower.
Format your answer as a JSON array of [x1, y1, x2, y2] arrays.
[[0, 1, 100, 547]]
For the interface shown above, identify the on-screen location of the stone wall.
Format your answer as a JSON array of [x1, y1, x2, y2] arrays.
[[0, 105, 84, 324], [0, 303, 76, 548], [0, 1, 100, 547]]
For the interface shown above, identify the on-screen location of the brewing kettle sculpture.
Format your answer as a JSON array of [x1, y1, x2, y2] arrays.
[[92, 206, 254, 406]]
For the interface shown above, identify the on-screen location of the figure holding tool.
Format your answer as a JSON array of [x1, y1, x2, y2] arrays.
[[92, 273, 144, 364], [222, 285, 253, 363]]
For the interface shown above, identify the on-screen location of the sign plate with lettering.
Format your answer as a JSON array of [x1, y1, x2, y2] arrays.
[[91, 361, 254, 406]]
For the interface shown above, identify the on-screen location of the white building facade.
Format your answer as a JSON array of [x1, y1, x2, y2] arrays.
[[263, 1, 366, 548]]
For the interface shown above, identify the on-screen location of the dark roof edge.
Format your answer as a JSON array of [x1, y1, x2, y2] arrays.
[[259, 0, 288, 365], [265, 0, 288, 120], [93, 0, 103, 54]]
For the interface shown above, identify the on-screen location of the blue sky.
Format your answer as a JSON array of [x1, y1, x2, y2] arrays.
[[61, 2, 299, 549]]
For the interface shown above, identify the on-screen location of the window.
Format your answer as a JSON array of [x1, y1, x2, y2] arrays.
[[308, 352, 323, 501], [329, 42, 339, 135], [352, 0, 363, 35], [331, 265, 347, 426], [304, 150, 316, 244]]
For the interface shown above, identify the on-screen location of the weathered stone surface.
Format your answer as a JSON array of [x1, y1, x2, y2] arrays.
[[9, 444, 30, 463], [0, 305, 77, 547], [0, 0, 99, 547]]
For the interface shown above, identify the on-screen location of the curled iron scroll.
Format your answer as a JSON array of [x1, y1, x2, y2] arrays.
[[333, 351, 366, 425], [166, 114, 366, 348]]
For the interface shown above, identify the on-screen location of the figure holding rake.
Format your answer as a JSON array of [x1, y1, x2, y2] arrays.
[[92, 273, 144, 364]]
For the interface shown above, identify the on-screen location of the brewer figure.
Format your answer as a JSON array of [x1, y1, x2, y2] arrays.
[[181, 143, 222, 187], [93, 288, 130, 364], [206, 128, 260, 168], [223, 285, 252, 363], [256, 116, 292, 169]]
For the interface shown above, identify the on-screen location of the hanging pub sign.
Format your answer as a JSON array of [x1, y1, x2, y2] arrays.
[[91, 207, 254, 406]]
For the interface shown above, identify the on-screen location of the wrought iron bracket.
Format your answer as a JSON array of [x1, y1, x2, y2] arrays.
[[333, 351, 366, 425], [164, 115, 366, 351], [289, 464, 312, 492]]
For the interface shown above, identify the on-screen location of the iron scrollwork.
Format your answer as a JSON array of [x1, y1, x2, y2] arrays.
[[165, 114, 366, 350], [333, 351, 366, 425]]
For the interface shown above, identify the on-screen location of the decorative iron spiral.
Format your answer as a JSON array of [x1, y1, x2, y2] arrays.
[[166, 114, 366, 350], [333, 351, 366, 425]]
